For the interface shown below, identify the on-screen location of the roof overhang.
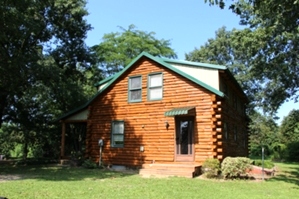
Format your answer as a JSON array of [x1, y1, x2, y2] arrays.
[[164, 106, 195, 117]]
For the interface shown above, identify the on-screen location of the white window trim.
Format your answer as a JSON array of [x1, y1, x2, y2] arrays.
[[148, 73, 163, 101]]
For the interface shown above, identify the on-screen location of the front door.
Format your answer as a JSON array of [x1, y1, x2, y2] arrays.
[[175, 117, 194, 161]]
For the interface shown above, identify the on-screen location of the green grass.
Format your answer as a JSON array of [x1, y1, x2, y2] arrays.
[[0, 162, 299, 199]]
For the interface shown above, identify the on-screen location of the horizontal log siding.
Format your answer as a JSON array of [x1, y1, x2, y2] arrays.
[[219, 73, 249, 159], [87, 58, 218, 166]]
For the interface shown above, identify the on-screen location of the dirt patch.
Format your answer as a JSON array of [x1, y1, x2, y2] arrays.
[[0, 175, 22, 183], [247, 165, 276, 180]]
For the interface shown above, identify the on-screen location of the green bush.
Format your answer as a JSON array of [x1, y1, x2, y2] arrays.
[[286, 141, 299, 162], [271, 143, 287, 161], [9, 144, 23, 158], [82, 159, 97, 169], [221, 157, 252, 179], [201, 158, 220, 178], [252, 160, 274, 169]]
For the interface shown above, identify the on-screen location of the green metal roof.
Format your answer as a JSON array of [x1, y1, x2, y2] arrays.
[[94, 52, 224, 97], [161, 57, 248, 102], [56, 52, 226, 121], [161, 57, 227, 70], [94, 71, 121, 87], [165, 107, 195, 117]]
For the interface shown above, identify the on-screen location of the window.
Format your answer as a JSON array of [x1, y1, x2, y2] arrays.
[[148, 73, 163, 100], [128, 76, 142, 102], [111, 120, 124, 147], [223, 83, 228, 95], [234, 125, 238, 141], [223, 122, 228, 140], [220, 78, 228, 96], [233, 94, 237, 109], [243, 128, 247, 148]]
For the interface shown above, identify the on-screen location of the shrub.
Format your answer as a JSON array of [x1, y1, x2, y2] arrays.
[[201, 158, 220, 178], [82, 159, 97, 169], [252, 160, 274, 169], [271, 143, 287, 161], [286, 141, 299, 162], [221, 157, 252, 179]]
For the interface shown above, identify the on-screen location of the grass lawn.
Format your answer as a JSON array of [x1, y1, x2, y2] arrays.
[[0, 162, 298, 199]]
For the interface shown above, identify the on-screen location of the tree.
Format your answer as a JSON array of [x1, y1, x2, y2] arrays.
[[0, 124, 17, 157], [0, 0, 96, 159], [185, 27, 263, 112], [92, 25, 177, 77], [280, 109, 299, 144], [279, 109, 299, 161], [248, 111, 279, 157], [0, 0, 94, 127], [203, 0, 299, 113]]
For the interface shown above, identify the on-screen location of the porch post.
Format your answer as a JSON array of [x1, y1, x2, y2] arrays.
[[60, 121, 66, 158]]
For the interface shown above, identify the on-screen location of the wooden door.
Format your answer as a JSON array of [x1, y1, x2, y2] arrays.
[[175, 116, 194, 161]]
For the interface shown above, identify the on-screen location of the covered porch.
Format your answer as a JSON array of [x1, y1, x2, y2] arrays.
[[59, 108, 88, 164]]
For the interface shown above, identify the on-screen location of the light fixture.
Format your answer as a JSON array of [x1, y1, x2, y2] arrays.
[[165, 121, 169, 128]]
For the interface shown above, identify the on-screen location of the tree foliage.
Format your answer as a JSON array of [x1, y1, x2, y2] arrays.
[[92, 25, 177, 77], [203, 0, 299, 113], [248, 111, 279, 157], [198, 2, 299, 159], [0, 0, 94, 126], [280, 109, 299, 144], [278, 109, 299, 161], [0, 0, 96, 159], [185, 27, 264, 111]]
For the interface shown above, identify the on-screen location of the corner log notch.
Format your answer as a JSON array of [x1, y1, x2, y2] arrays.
[[213, 96, 223, 161]]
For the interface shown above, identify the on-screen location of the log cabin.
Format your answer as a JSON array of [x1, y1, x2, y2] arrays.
[[57, 52, 249, 177]]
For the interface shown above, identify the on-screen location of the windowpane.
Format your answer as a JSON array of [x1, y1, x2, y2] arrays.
[[129, 76, 142, 102], [234, 126, 237, 141], [149, 74, 162, 87], [113, 135, 124, 142], [111, 121, 124, 147], [130, 77, 141, 89], [130, 90, 141, 101], [113, 122, 124, 134], [224, 122, 228, 140], [149, 88, 162, 99], [148, 73, 163, 101]]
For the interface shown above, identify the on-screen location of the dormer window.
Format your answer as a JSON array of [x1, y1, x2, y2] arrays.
[[128, 76, 142, 102], [148, 73, 163, 100]]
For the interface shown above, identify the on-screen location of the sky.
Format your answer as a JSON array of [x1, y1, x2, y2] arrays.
[[84, 0, 297, 124]]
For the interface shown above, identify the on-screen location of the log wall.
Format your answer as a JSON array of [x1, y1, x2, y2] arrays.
[[218, 74, 249, 159], [85, 57, 248, 167]]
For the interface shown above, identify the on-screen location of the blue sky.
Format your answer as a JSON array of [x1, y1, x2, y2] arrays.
[[84, 0, 297, 124]]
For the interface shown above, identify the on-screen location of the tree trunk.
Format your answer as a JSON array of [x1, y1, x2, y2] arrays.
[[22, 142, 28, 160], [0, 91, 8, 127]]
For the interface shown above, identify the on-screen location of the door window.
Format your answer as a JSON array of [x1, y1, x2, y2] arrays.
[[176, 117, 193, 156]]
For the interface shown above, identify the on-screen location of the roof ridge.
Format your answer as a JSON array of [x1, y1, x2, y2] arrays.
[[161, 57, 227, 70]]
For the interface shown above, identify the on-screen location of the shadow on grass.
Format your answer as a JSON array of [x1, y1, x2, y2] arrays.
[[267, 162, 299, 188], [0, 163, 137, 182]]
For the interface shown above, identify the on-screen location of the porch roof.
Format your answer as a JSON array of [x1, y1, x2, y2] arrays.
[[164, 106, 195, 117]]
